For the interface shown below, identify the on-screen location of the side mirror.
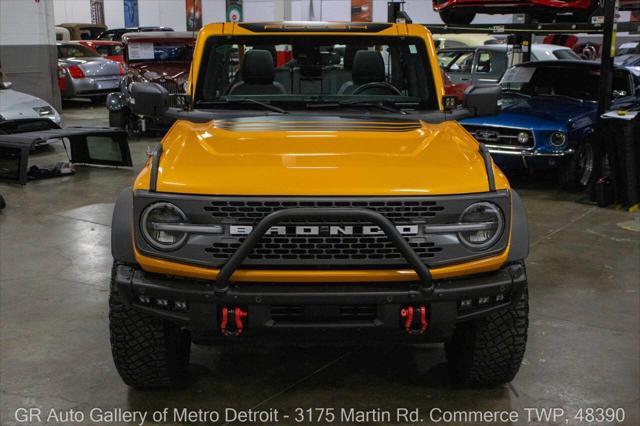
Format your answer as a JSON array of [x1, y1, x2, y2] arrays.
[[463, 84, 501, 117], [1, 81, 13, 90], [129, 82, 168, 117]]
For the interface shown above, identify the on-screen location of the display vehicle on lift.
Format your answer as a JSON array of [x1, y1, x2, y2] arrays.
[[109, 21, 530, 389], [433, 0, 599, 24]]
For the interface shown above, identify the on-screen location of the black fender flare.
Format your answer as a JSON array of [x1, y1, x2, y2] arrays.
[[111, 187, 136, 264], [508, 189, 529, 261]]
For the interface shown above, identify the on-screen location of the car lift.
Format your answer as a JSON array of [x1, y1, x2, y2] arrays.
[[388, 0, 639, 210]]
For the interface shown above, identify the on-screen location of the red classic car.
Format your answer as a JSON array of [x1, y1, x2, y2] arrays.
[[433, 0, 595, 24], [77, 40, 124, 63], [106, 31, 195, 132]]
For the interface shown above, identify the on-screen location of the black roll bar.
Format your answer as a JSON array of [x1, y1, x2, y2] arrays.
[[214, 208, 433, 295]]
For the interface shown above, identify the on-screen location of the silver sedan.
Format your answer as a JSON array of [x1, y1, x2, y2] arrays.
[[0, 81, 61, 125], [58, 42, 124, 100]]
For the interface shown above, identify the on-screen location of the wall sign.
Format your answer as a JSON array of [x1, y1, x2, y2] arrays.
[[351, 0, 372, 22], [90, 0, 105, 25], [124, 0, 139, 27], [226, 0, 243, 22], [186, 0, 203, 31]]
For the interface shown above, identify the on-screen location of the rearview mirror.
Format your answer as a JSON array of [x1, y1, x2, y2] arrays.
[[129, 82, 168, 117], [463, 85, 501, 117]]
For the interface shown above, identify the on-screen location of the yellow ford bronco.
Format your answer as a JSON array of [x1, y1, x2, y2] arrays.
[[110, 21, 529, 389]]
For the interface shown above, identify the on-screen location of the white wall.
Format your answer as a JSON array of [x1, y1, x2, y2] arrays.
[[53, 0, 92, 25], [1, 0, 56, 45], [138, 0, 186, 30], [203, 0, 227, 23], [1, 0, 60, 107], [244, 0, 277, 21]]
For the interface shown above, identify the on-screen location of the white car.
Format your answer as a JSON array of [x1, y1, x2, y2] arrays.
[[0, 82, 62, 125]]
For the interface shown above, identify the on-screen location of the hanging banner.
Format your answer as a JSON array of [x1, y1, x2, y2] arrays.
[[351, 0, 372, 22], [124, 0, 139, 27], [186, 0, 203, 31], [90, 0, 105, 25], [226, 0, 243, 22]]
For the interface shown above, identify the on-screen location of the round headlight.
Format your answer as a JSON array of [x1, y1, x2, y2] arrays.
[[106, 92, 124, 112], [458, 202, 504, 250], [141, 202, 188, 251], [550, 132, 566, 147], [517, 132, 530, 144]]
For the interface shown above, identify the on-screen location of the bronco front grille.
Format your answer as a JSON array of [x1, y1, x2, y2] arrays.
[[133, 193, 512, 269], [202, 200, 446, 266], [463, 125, 534, 149], [204, 199, 445, 221], [205, 231, 442, 263]]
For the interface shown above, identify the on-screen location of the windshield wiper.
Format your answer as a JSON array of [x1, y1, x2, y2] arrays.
[[307, 100, 407, 114], [197, 98, 287, 114], [536, 93, 587, 103]]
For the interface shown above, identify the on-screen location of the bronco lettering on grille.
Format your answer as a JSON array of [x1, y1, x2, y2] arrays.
[[229, 225, 419, 236]]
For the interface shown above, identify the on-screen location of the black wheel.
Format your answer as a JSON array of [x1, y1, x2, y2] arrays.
[[558, 140, 596, 191], [439, 11, 475, 25], [109, 263, 191, 389], [109, 109, 126, 129], [445, 284, 528, 386]]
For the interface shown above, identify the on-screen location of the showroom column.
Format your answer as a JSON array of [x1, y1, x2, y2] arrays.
[[0, 0, 61, 109]]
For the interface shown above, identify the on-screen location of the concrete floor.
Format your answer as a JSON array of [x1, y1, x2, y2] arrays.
[[1, 101, 639, 426]]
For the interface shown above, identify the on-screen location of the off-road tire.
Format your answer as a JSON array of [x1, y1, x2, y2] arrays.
[[439, 11, 475, 25], [445, 285, 528, 386], [109, 263, 191, 389]]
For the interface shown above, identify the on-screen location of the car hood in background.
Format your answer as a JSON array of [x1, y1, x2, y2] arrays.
[[59, 57, 121, 77], [127, 62, 190, 83], [0, 89, 60, 123], [462, 96, 596, 131], [137, 116, 508, 196]]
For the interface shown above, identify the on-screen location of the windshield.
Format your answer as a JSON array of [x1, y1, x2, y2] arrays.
[[127, 41, 194, 62], [58, 44, 100, 59], [617, 43, 639, 56], [194, 35, 438, 110], [552, 49, 581, 60], [500, 65, 633, 101], [95, 44, 124, 57]]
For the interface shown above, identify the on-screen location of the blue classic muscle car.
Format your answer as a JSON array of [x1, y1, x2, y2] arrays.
[[461, 61, 640, 190]]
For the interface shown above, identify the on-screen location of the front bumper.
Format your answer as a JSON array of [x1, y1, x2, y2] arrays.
[[490, 147, 574, 170], [114, 262, 527, 343]]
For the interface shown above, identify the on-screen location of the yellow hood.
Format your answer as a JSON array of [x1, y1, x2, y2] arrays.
[[135, 116, 509, 196]]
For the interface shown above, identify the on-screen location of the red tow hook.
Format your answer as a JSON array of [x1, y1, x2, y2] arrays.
[[400, 305, 428, 335], [220, 307, 248, 336]]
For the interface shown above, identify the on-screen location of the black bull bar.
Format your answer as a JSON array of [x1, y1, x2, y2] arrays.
[[213, 208, 433, 295]]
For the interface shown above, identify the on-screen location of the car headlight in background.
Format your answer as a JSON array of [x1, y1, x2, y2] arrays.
[[33, 106, 54, 116], [517, 131, 530, 145], [550, 132, 566, 147], [457, 202, 504, 250], [141, 202, 189, 251], [106, 92, 125, 112]]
